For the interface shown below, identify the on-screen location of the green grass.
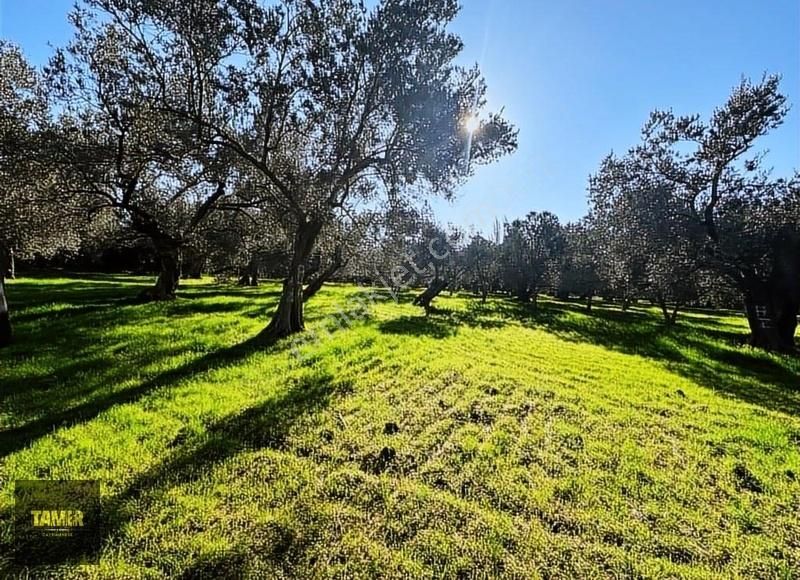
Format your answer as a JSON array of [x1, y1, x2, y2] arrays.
[[1, 274, 799, 578]]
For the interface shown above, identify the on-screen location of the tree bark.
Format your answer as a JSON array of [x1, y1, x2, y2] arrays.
[[413, 278, 449, 314], [0, 249, 11, 347], [303, 252, 344, 302], [743, 280, 798, 352], [140, 242, 182, 301], [259, 219, 322, 341], [129, 208, 184, 301], [669, 304, 680, 325], [740, 231, 799, 352]]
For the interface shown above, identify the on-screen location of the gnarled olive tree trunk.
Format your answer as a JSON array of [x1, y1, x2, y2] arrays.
[[413, 278, 449, 314], [0, 249, 12, 347], [130, 209, 184, 301], [740, 232, 799, 353], [303, 248, 345, 302], [742, 280, 798, 352], [140, 240, 182, 301], [259, 219, 323, 341]]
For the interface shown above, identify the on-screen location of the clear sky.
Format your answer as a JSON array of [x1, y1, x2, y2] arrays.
[[2, 0, 798, 232]]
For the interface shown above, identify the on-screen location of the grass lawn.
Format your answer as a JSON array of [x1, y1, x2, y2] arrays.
[[1, 274, 799, 578]]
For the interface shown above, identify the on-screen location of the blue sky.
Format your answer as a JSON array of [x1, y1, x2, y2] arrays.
[[2, 0, 798, 232]]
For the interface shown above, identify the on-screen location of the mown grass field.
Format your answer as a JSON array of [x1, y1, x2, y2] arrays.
[[1, 274, 799, 578]]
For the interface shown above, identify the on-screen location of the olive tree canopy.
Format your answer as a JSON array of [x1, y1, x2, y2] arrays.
[[74, 0, 517, 339]]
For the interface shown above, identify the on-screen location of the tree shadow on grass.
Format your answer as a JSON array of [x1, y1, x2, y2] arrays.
[[1, 293, 162, 419], [13, 290, 272, 325], [664, 337, 800, 415], [165, 299, 266, 318], [8, 280, 145, 314], [376, 295, 799, 416], [519, 300, 800, 416], [179, 287, 283, 301], [377, 303, 509, 338], [119, 370, 340, 495], [11, 296, 144, 325], [378, 315, 458, 338], [2, 275, 379, 460], [0, 329, 293, 459], [1, 273, 294, 446], [0, 370, 342, 573], [93, 371, 342, 574]]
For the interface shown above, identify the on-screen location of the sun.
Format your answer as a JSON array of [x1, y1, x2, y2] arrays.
[[463, 114, 480, 134]]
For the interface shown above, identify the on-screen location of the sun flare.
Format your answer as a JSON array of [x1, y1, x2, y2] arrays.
[[463, 114, 480, 134]]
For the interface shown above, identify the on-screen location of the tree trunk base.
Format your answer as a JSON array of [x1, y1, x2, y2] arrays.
[[256, 317, 303, 343], [258, 269, 306, 344], [413, 279, 449, 312], [747, 323, 797, 353], [257, 219, 322, 344], [138, 273, 179, 301], [138, 287, 178, 301], [743, 284, 798, 353], [140, 250, 181, 301]]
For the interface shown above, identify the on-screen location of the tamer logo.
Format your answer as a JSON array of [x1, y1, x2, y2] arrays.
[[31, 509, 85, 528], [14, 480, 101, 565]]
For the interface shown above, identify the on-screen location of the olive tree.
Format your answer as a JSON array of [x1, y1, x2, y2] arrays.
[[589, 158, 706, 323], [599, 76, 796, 348], [80, 0, 517, 339], [0, 42, 89, 346], [47, 5, 246, 300], [555, 221, 604, 311], [719, 173, 800, 346], [501, 211, 563, 306], [410, 222, 464, 313], [463, 232, 501, 302]]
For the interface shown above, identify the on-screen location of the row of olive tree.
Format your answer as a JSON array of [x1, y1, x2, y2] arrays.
[[3, 10, 795, 352], [0, 0, 517, 346], [588, 76, 798, 350], [404, 77, 797, 351], [360, 201, 757, 329]]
